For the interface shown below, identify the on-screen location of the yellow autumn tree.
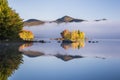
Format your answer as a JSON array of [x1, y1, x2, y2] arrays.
[[19, 30, 34, 41], [61, 29, 71, 39], [61, 29, 85, 41]]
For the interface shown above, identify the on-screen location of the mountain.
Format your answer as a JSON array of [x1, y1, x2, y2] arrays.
[[55, 15, 85, 23], [24, 19, 45, 26], [23, 16, 85, 26], [23, 16, 107, 26]]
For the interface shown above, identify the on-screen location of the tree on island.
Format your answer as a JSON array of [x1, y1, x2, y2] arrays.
[[61, 29, 85, 41], [0, 0, 23, 40]]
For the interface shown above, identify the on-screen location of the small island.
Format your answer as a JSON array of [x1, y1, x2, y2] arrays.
[[60, 29, 85, 43]]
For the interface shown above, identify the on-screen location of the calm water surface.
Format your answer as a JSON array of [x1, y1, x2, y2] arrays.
[[0, 21, 120, 80]]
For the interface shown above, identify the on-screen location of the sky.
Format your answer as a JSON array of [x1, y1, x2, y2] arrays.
[[8, 0, 120, 21]]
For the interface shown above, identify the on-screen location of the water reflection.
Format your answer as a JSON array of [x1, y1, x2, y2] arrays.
[[19, 42, 33, 51], [0, 43, 23, 80], [19, 42, 84, 61], [55, 54, 83, 61], [19, 41, 106, 61], [19, 43, 44, 57], [19, 39, 120, 61], [61, 40, 85, 49], [6, 40, 120, 80]]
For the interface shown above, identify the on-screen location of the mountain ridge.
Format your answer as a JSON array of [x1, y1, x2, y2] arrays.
[[24, 16, 86, 26], [24, 16, 107, 26], [55, 15, 85, 23]]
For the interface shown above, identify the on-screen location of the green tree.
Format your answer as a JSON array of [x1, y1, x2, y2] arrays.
[[0, 0, 23, 40]]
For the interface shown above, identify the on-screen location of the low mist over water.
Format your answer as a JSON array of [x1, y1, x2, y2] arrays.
[[24, 21, 120, 40]]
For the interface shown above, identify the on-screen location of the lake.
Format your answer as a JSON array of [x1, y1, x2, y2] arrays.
[[0, 21, 120, 80]]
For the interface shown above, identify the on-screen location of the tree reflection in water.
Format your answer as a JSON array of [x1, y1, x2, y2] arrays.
[[0, 42, 23, 80], [19, 42, 85, 61], [19, 42, 33, 51], [61, 40, 85, 50]]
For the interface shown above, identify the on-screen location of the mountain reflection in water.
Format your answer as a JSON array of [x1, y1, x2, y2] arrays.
[[19, 40, 109, 61], [19, 42, 84, 61]]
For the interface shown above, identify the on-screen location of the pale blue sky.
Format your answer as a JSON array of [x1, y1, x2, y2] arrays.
[[8, 0, 120, 21]]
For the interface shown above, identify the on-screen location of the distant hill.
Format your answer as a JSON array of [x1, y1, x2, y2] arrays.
[[94, 18, 107, 22], [55, 15, 85, 23], [24, 19, 45, 26], [23, 16, 107, 26], [23, 16, 87, 26]]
